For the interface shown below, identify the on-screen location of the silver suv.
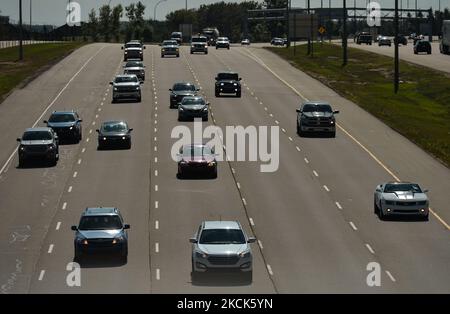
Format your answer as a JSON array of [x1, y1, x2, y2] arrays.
[[190, 36, 208, 54], [110, 74, 142, 102], [190, 221, 255, 280], [17, 127, 59, 167]]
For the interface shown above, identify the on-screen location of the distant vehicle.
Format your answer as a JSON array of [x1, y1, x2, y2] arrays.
[[161, 40, 180, 58], [394, 34, 408, 45], [96, 120, 133, 149], [169, 82, 199, 108], [123, 60, 145, 81], [215, 71, 241, 97], [178, 96, 209, 121], [110, 74, 143, 102], [190, 36, 208, 54], [414, 40, 431, 54], [356, 32, 372, 45], [190, 221, 255, 280], [271, 37, 284, 46], [121, 41, 145, 61], [413, 34, 425, 45], [378, 36, 392, 47], [216, 37, 230, 49], [177, 144, 217, 178], [409, 33, 416, 39], [71, 207, 130, 262], [374, 182, 429, 220], [296, 101, 339, 137], [44, 111, 82, 143], [171, 31, 183, 44], [202, 27, 220, 46], [375, 34, 382, 42], [440, 20, 450, 54], [241, 38, 250, 45], [17, 127, 59, 167]]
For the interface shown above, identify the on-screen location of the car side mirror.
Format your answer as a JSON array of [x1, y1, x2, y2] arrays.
[[43, 120, 48, 124], [121, 46, 124, 50], [206, 102, 210, 106], [16, 138, 21, 142], [296, 109, 302, 113], [189, 238, 198, 243], [144, 46, 146, 49], [196, 88, 200, 91], [169, 88, 173, 91], [215, 77, 218, 80], [95, 129, 100, 133], [247, 237, 256, 243], [128, 128, 133, 132], [71, 225, 78, 231], [239, 78, 242, 81], [78, 119, 83, 122], [109, 81, 113, 85], [423, 189, 429, 193], [334, 110, 340, 114], [123, 224, 130, 229]]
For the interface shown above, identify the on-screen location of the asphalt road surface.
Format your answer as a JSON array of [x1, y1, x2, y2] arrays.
[[0, 43, 448, 293]]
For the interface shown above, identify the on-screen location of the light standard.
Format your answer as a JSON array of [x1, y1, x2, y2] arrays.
[[154, 0, 167, 21]]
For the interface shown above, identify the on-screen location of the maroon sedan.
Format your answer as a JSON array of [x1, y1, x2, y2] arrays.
[[177, 144, 217, 178]]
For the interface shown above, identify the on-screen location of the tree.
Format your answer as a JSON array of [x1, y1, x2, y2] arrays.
[[99, 5, 112, 42], [87, 8, 99, 42], [111, 5, 123, 42]]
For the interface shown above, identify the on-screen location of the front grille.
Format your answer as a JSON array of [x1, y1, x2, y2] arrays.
[[208, 255, 239, 265], [305, 117, 332, 126], [26, 145, 48, 153], [117, 87, 137, 92], [164, 48, 176, 52], [395, 201, 416, 206], [87, 238, 113, 248], [393, 209, 420, 213]]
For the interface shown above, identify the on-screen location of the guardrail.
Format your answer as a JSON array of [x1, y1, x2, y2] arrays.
[[0, 40, 63, 49]]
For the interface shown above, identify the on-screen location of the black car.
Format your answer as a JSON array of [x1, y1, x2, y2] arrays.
[[71, 207, 130, 263], [17, 127, 59, 166], [177, 144, 217, 178], [356, 33, 372, 45], [296, 101, 339, 137], [44, 111, 82, 143], [414, 40, 431, 54], [215, 72, 241, 97], [394, 34, 408, 45], [271, 37, 285, 46], [169, 82, 199, 108], [178, 96, 209, 121], [96, 120, 133, 149]]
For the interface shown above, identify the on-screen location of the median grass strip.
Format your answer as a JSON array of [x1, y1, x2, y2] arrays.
[[0, 42, 86, 103], [267, 43, 450, 167]]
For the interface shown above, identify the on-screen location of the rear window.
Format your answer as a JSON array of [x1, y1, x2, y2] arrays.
[[173, 83, 196, 91]]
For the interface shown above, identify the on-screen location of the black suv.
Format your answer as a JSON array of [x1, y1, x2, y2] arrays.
[[215, 72, 241, 97], [356, 32, 372, 45], [296, 102, 339, 137], [44, 111, 82, 143], [169, 82, 199, 108], [71, 207, 130, 263], [414, 40, 431, 54], [17, 127, 59, 166]]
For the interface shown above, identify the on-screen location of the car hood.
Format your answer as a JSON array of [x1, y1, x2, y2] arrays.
[[198, 243, 248, 255], [21, 140, 53, 145], [47, 122, 75, 128], [124, 67, 144, 71], [163, 45, 178, 48], [382, 191, 428, 201], [180, 104, 207, 110], [100, 131, 129, 136], [78, 229, 122, 239], [217, 80, 238, 84], [302, 112, 334, 118], [113, 82, 140, 87], [172, 91, 196, 96], [181, 155, 215, 162]]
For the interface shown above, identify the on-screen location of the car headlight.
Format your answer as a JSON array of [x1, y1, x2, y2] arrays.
[[139, 51, 143, 54], [114, 87, 118, 91], [122, 136, 126, 140], [19, 146, 25, 151], [203, 107, 208, 111], [112, 236, 124, 244], [205, 45, 208, 48], [195, 251, 208, 259], [233, 83, 237, 86], [220, 83, 224, 86], [136, 87, 140, 90], [48, 144, 54, 150], [77, 238, 88, 245], [207, 161, 216, 167], [239, 251, 251, 258], [69, 126, 73, 130], [103, 137, 107, 140], [179, 107, 184, 111], [124, 51, 128, 54], [330, 120, 335, 124], [162, 48, 165, 51]]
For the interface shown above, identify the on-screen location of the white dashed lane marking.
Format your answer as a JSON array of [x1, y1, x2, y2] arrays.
[[62, 202, 67, 210], [155, 220, 159, 230], [349, 221, 358, 231], [48, 244, 54, 254], [323, 185, 330, 192], [335, 202, 343, 210], [38, 270, 45, 281], [266, 264, 274, 276], [365, 243, 375, 254], [385, 270, 396, 282], [68, 186, 72, 193]]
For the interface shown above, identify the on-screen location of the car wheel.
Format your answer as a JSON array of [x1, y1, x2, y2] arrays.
[[296, 124, 300, 135], [374, 200, 379, 214], [378, 204, 385, 220], [126, 140, 131, 149], [120, 252, 128, 263], [50, 156, 58, 166], [245, 271, 253, 283], [216, 47, 218, 49], [427, 50, 431, 55], [423, 213, 429, 221], [78, 131, 82, 143], [414, 51, 418, 54], [212, 167, 217, 179], [215, 90, 220, 97], [330, 131, 336, 138], [205, 51, 208, 55], [236, 91, 241, 98], [137, 96, 141, 102], [74, 250, 83, 263], [18, 156, 25, 168], [161, 55, 164, 58], [202, 116, 208, 122], [190, 51, 193, 54], [177, 54, 180, 58]]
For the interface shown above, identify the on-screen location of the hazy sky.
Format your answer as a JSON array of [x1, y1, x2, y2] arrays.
[[0, 0, 447, 26]]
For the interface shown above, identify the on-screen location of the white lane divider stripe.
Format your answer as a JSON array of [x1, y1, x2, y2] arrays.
[[68, 186, 72, 193], [155, 220, 159, 230], [385, 270, 396, 282], [349, 221, 358, 231], [48, 244, 54, 254], [38, 270, 45, 281], [266, 264, 274, 275], [62, 202, 67, 210], [156, 269, 160, 280], [155, 243, 159, 253], [56, 222, 61, 230], [249, 217, 254, 226], [323, 185, 330, 192], [313, 170, 319, 177], [335, 202, 342, 209], [365, 243, 375, 254]]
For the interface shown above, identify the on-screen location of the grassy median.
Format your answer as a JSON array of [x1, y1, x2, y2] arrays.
[[267, 43, 450, 167], [0, 42, 86, 103]]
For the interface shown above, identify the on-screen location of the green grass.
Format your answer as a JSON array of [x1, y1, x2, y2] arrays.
[[0, 42, 86, 102], [267, 43, 450, 167]]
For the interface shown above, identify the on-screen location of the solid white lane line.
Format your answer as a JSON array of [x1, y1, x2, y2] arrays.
[[73, 172, 77, 178], [313, 170, 319, 177], [156, 269, 160, 280], [249, 217, 254, 226], [48, 244, 54, 254], [242, 198, 247, 206], [56, 222, 61, 230], [155, 220, 159, 230], [258, 240, 263, 249], [267, 264, 274, 275], [68, 186, 72, 193], [231, 168, 235, 174], [86, 138, 90, 142], [335, 202, 342, 209], [155, 242, 159, 253], [323, 185, 330, 192], [304, 157, 309, 163], [236, 182, 241, 189], [349, 221, 358, 231], [385, 270, 396, 282], [62, 202, 67, 210], [155, 201, 159, 209], [38, 270, 45, 281], [365, 243, 375, 254], [155, 185, 158, 191]]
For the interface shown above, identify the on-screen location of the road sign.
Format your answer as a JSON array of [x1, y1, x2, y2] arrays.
[[318, 26, 326, 34], [288, 13, 318, 40]]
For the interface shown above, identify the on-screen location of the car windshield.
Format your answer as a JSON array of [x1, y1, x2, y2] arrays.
[[199, 229, 246, 244], [48, 114, 75, 123], [78, 215, 122, 230], [102, 122, 128, 132], [173, 83, 196, 91], [182, 98, 205, 106], [181, 145, 212, 157], [171, 33, 182, 38], [192, 37, 207, 43], [22, 131, 52, 141], [218, 37, 228, 41], [125, 61, 143, 67], [115, 76, 138, 83], [384, 183, 422, 193], [163, 40, 177, 46], [125, 43, 141, 48], [302, 104, 332, 112], [218, 73, 238, 81]]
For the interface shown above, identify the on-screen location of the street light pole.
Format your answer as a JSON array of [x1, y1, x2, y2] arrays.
[[154, 0, 167, 21], [19, 0, 23, 60], [343, 0, 347, 66], [394, 0, 399, 93], [29, 0, 32, 36]]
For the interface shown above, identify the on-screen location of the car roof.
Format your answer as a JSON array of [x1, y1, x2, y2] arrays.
[[102, 120, 128, 125], [385, 181, 414, 185], [218, 71, 238, 75], [303, 101, 330, 106], [115, 74, 137, 78], [203, 221, 241, 230], [82, 207, 119, 216], [25, 127, 52, 132], [51, 111, 76, 115], [174, 81, 194, 85], [182, 96, 204, 100]]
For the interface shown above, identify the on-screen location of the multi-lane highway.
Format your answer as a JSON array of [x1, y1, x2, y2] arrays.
[[0, 42, 449, 293]]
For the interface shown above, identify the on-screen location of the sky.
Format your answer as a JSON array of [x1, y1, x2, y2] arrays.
[[0, 0, 448, 26]]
